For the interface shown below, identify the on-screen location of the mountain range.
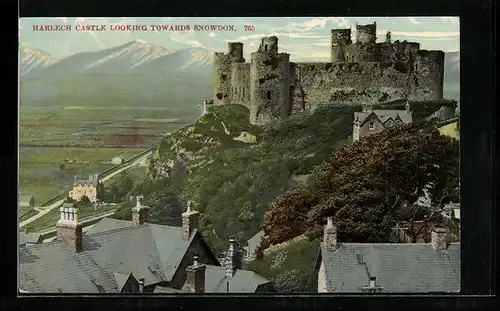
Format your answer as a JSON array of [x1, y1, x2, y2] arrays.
[[19, 40, 460, 106]]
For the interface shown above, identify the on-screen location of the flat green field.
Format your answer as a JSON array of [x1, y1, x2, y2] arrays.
[[19, 146, 144, 203]]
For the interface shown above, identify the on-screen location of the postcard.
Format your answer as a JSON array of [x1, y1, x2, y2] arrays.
[[18, 16, 460, 294]]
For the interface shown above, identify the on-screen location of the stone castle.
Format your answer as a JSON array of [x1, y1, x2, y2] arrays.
[[211, 22, 445, 125]]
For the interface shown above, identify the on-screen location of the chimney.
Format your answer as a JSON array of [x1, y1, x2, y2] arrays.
[[324, 217, 337, 251], [182, 201, 200, 240], [56, 203, 83, 252], [224, 238, 240, 278], [431, 227, 449, 251], [185, 255, 206, 293], [131, 196, 149, 226], [138, 277, 145, 293], [405, 101, 411, 114]]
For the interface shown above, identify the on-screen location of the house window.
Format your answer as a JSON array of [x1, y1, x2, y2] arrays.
[[267, 90, 271, 99], [369, 121, 375, 130]]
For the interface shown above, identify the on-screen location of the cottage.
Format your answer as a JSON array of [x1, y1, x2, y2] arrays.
[[19, 195, 35, 209], [352, 103, 413, 142], [316, 218, 460, 293], [19, 199, 271, 293], [69, 174, 103, 203]]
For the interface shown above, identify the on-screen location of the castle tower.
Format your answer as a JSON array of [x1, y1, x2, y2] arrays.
[[330, 29, 352, 62], [409, 50, 445, 101], [213, 42, 245, 105], [249, 36, 291, 125], [356, 22, 377, 44]]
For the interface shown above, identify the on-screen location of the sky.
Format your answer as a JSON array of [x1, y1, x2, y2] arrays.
[[19, 17, 460, 62]]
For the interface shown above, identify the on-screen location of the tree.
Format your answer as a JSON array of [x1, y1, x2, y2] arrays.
[[262, 122, 459, 246]]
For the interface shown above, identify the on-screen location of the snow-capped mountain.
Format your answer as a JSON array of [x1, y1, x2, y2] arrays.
[[23, 40, 172, 78], [132, 47, 213, 74], [19, 46, 55, 75]]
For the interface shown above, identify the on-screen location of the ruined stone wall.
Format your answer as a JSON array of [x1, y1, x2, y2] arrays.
[[330, 29, 352, 62], [230, 62, 251, 107], [356, 23, 377, 44], [409, 50, 445, 101], [213, 43, 245, 104], [292, 61, 410, 107], [347, 42, 381, 62], [249, 43, 291, 125]]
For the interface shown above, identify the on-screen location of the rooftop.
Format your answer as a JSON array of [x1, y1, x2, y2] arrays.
[[320, 242, 460, 293], [355, 110, 413, 125]]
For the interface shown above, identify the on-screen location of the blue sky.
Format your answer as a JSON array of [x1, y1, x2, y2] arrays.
[[19, 17, 459, 61]]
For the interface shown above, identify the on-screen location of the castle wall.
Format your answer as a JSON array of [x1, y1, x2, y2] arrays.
[[409, 50, 445, 101], [250, 51, 291, 125], [230, 63, 251, 107], [347, 42, 381, 62], [356, 23, 377, 44], [293, 62, 410, 107], [213, 43, 245, 104], [331, 29, 352, 63]]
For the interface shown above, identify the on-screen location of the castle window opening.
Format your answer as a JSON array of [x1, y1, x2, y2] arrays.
[[267, 91, 271, 99], [265, 44, 268, 51], [414, 63, 418, 71], [242, 88, 245, 99], [369, 121, 375, 130]]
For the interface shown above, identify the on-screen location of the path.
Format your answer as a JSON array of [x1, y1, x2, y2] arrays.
[[19, 151, 153, 228]]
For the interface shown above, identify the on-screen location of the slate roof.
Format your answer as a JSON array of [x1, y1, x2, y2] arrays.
[[154, 286, 184, 293], [355, 110, 412, 126], [204, 265, 270, 293], [152, 265, 270, 293], [19, 232, 42, 246], [19, 219, 205, 293], [19, 195, 34, 203], [319, 242, 460, 293]]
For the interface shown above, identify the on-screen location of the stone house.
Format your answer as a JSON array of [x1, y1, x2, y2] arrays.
[[352, 102, 413, 142], [19, 195, 35, 209], [69, 174, 103, 203], [19, 200, 271, 293], [315, 217, 460, 293]]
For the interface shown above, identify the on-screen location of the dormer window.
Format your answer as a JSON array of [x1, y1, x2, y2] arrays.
[[369, 121, 375, 130]]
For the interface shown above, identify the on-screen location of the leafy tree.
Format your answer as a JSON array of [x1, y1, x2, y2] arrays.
[[262, 122, 459, 246], [80, 195, 91, 205]]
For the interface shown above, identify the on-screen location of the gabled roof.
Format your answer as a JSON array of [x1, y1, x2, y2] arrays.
[[204, 265, 270, 293], [19, 218, 218, 293], [319, 242, 460, 293], [355, 110, 412, 125], [114, 272, 134, 292]]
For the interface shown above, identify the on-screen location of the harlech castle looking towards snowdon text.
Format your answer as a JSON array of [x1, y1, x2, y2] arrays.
[[210, 22, 445, 125]]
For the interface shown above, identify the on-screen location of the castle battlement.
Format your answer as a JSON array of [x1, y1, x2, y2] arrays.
[[213, 22, 445, 125]]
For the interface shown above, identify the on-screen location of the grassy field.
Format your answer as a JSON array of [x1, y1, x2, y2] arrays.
[[23, 204, 117, 233], [19, 103, 201, 148], [19, 147, 145, 203]]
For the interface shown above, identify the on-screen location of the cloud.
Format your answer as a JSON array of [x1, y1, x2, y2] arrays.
[[74, 17, 106, 48], [440, 17, 459, 24], [408, 17, 421, 25], [328, 17, 353, 28], [169, 32, 205, 48], [56, 17, 68, 24], [19, 19, 23, 30], [208, 32, 216, 38], [223, 31, 326, 42], [377, 29, 459, 38], [273, 17, 330, 33]]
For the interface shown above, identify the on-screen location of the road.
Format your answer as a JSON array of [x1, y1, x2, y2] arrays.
[[19, 150, 153, 229], [39, 209, 117, 237]]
